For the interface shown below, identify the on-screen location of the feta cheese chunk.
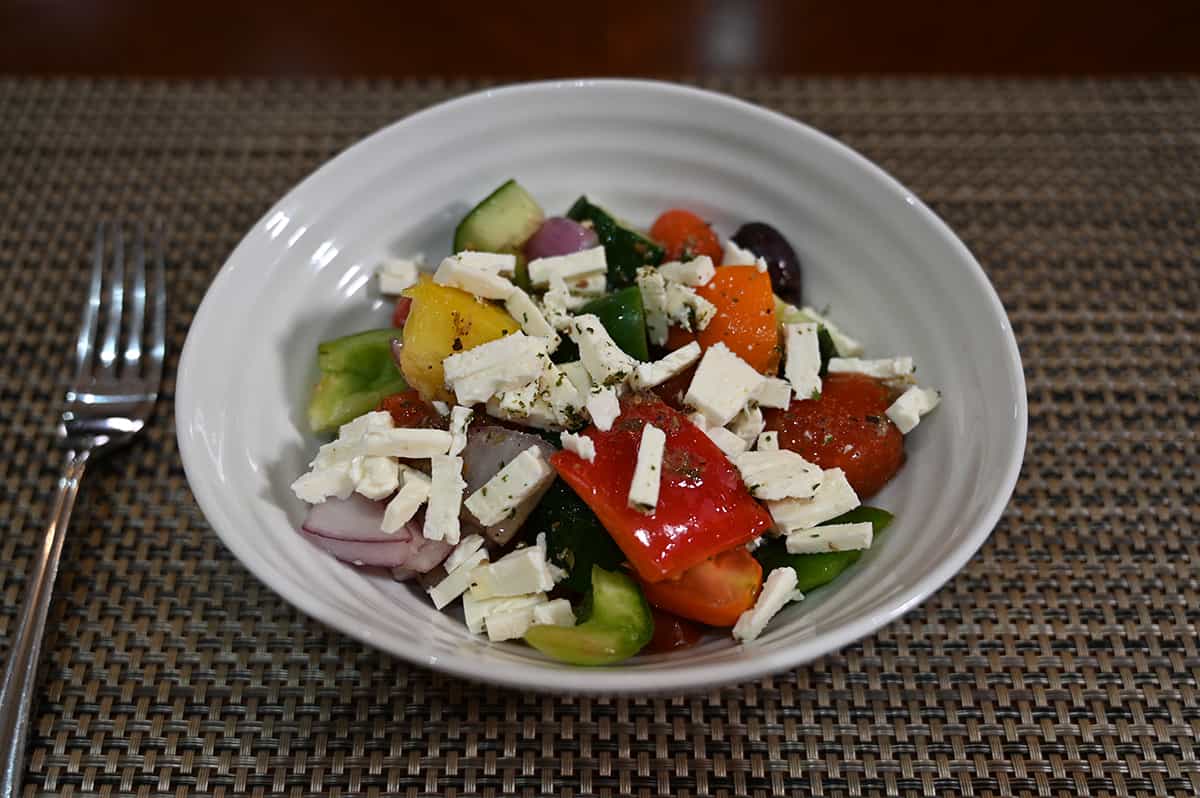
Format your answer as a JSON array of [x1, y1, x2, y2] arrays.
[[447, 250, 517, 275], [732, 567, 799, 642], [539, 276, 577, 331], [426, 547, 489, 609], [636, 267, 670, 346], [350, 455, 400, 500], [505, 287, 561, 349], [786, 521, 874, 554], [885, 385, 941, 434], [532, 598, 577, 627], [685, 342, 766, 426], [767, 467, 860, 533], [631, 341, 702, 390], [794, 305, 864, 357], [471, 545, 560, 599], [705, 425, 749, 456], [364, 427, 453, 458], [732, 450, 823, 501], [628, 423, 666, 514], [443, 533, 486, 574], [378, 256, 421, 294], [381, 466, 433, 533], [756, 431, 779, 451], [658, 255, 715, 287], [665, 281, 717, 332], [290, 465, 354, 504], [422, 454, 467, 544], [432, 400, 451, 416], [442, 333, 550, 405], [434, 253, 517, 300], [753, 377, 792, 410], [560, 431, 596, 462], [784, 322, 822, 400], [569, 271, 607, 296], [571, 314, 638, 387], [559, 360, 592, 394], [464, 446, 556, 527], [729, 405, 765, 447], [292, 410, 396, 503], [827, 356, 915, 381], [586, 386, 621, 432], [527, 246, 607, 287], [463, 592, 546, 635], [484, 606, 539, 642], [447, 406, 473, 457], [722, 239, 767, 272]]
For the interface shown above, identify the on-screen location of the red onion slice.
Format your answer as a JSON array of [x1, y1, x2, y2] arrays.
[[524, 217, 599, 260], [300, 495, 452, 571]]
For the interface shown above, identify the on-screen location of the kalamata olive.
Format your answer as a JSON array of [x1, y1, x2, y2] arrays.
[[731, 222, 803, 305]]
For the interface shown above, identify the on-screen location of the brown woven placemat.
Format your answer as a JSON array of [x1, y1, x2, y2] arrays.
[[0, 77, 1197, 797]]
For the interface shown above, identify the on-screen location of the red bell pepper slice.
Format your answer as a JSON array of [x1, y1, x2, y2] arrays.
[[550, 394, 772, 582]]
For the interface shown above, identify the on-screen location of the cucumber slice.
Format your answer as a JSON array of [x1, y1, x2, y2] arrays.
[[452, 179, 545, 255], [567, 196, 665, 289]]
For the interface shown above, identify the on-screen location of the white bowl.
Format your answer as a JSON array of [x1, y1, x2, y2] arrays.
[[176, 79, 1026, 694]]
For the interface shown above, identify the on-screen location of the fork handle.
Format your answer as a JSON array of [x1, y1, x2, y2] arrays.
[[0, 449, 89, 798]]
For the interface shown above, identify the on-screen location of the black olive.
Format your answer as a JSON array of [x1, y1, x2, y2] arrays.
[[732, 222, 803, 305]]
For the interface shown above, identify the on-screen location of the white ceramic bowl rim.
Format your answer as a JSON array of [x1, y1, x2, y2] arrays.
[[177, 79, 1027, 693]]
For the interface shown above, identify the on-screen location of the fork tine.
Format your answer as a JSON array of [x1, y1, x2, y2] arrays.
[[145, 221, 166, 385], [96, 225, 125, 378], [73, 224, 105, 382], [122, 224, 147, 374]]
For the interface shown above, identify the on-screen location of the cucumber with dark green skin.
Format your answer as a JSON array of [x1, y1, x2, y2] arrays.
[[453, 179, 545, 255], [566, 196, 665, 288], [753, 507, 894, 592]]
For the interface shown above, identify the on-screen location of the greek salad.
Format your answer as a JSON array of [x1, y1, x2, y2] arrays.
[[291, 180, 941, 665]]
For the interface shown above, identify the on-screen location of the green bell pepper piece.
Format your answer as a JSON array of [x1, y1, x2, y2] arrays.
[[524, 566, 654, 666], [566, 196, 665, 288], [523, 480, 625, 594], [307, 328, 407, 433], [552, 286, 649, 364], [753, 507, 893, 593]]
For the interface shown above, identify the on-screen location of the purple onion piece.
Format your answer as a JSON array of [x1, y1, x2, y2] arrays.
[[524, 217, 599, 260]]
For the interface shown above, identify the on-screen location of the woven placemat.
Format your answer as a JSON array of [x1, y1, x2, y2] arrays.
[[0, 77, 1197, 797]]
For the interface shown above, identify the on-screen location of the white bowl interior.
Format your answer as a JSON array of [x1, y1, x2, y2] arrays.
[[177, 80, 1025, 693]]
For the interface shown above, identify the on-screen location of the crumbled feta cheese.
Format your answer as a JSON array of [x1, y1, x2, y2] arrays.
[[539, 362, 586, 426], [532, 598, 577, 627], [793, 306, 864, 357], [364, 427, 453, 458], [559, 360, 592, 394], [432, 400, 451, 416], [463, 592, 546, 635], [447, 406, 473, 457], [442, 333, 550, 405], [290, 465, 354, 504], [292, 410, 395, 503], [665, 281, 717, 332], [338, 410, 395, 441], [505, 287, 561, 349], [628, 423, 666, 514], [631, 340, 702, 390], [784, 322, 822, 399], [753, 377, 792, 410], [636, 267, 670, 346], [732, 567, 799, 642], [586, 386, 621, 432], [705, 425, 749, 456], [442, 332, 545, 383], [487, 361, 585, 432], [885, 385, 941, 434], [732, 450, 823, 501], [422, 454, 466, 544], [434, 253, 517, 300], [729, 405, 765, 447], [539, 276, 577, 331], [827, 356, 915, 381], [685, 342, 766, 426], [527, 246, 607, 287], [756, 431, 779, 451], [448, 250, 517, 275], [722, 239, 768, 273], [464, 446, 556, 527], [658, 255, 715, 287], [484, 606, 539, 642], [560, 431, 596, 462], [378, 256, 421, 294], [471, 545, 560, 599], [767, 467, 860, 533], [571, 314, 638, 387], [350, 455, 400, 500], [786, 521, 874, 554], [569, 271, 607, 296], [444, 533, 486, 573], [427, 548, 489, 609]]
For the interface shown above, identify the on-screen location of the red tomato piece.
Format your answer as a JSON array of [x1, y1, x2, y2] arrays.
[[643, 608, 706, 654], [649, 209, 723, 262], [377, 389, 448, 430], [551, 394, 772, 583], [639, 547, 763, 627], [763, 373, 905, 498]]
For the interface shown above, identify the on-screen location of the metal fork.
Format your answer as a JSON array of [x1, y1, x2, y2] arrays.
[[0, 223, 165, 797]]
